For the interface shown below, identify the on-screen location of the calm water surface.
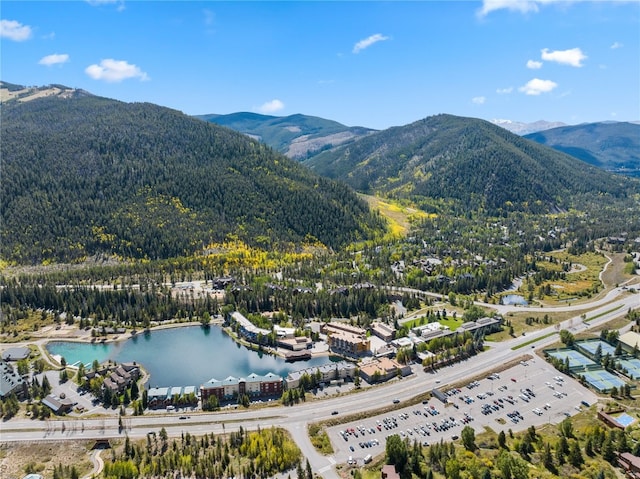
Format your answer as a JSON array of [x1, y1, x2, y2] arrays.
[[501, 294, 528, 306], [47, 326, 337, 388]]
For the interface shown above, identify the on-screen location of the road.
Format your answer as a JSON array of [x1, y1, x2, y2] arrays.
[[1, 285, 638, 478]]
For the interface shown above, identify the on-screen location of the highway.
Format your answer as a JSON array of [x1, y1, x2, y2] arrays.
[[1, 285, 638, 478]]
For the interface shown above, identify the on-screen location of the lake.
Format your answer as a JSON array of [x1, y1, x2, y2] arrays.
[[47, 326, 339, 388]]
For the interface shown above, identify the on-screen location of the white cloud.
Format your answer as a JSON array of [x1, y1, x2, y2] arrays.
[[478, 0, 541, 17], [0, 19, 32, 41], [39, 53, 70, 66], [353, 33, 389, 54], [86, 0, 125, 11], [610, 41, 623, 49], [519, 78, 558, 95], [479, 0, 637, 17], [85, 59, 149, 82], [496, 86, 513, 94], [541, 47, 587, 67], [472, 96, 486, 105], [527, 59, 543, 69], [257, 99, 285, 114]]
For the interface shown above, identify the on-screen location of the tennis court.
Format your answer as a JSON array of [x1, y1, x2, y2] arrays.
[[579, 368, 626, 393], [618, 358, 640, 379], [616, 412, 637, 427], [576, 339, 616, 357], [547, 349, 596, 368]]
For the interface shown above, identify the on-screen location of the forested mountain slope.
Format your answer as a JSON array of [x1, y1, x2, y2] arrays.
[[525, 122, 640, 177], [1, 93, 385, 264], [197, 112, 375, 160], [306, 114, 637, 214]]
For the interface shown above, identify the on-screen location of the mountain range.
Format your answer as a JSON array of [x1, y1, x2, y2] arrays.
[[2, 82, 638, 264], [305, 114, 636, 214], [199, 110, 639, 179], [525, 122, 640, 177], [0, 83, 384, 264], [489, 119, 567, 135], [198, 112, 375, 160]]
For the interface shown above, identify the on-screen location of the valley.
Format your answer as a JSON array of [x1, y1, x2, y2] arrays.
[[1, 83, 640, 479]]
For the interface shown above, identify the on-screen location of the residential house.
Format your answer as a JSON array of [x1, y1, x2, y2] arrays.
[[102, 363, 140, 394]]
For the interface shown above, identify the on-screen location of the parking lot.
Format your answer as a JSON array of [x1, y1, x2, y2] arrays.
[[329, 357, 599, 466]]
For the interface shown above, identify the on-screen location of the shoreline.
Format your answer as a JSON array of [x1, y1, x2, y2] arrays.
[[2, 319, 334, 369]]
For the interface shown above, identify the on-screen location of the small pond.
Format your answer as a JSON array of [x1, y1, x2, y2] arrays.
[[501, 294, 528, 306]]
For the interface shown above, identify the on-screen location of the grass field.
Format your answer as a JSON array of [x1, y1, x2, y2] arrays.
[[517, 251, 609, 306]]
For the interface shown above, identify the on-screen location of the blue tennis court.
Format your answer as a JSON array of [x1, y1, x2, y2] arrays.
[[580, 368, 626, 392], [618, 358, 640, 379], [616, 412, 637, 427], [547, 349, 596, 368], [577, 339, 616, 357]]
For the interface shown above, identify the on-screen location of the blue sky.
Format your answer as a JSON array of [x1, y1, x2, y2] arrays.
[[2, 0, 639, 130]]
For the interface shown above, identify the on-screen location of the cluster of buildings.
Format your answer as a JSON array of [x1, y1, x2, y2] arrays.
[[84, 362, 140, 394], [231, 311, 312, 356]]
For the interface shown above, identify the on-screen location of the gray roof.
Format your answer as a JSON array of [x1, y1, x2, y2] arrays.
[[183, 386, 196, 395], [2, 346, 30, 361], [148, 387, 170, 398], [0, 360, 25, 397]]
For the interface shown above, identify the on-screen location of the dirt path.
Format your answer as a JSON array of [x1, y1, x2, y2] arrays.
[[83, 449, 104, 479]]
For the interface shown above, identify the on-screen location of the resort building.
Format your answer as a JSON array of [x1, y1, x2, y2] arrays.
[[147, 387, 171, 408], [200, 372, 283, 402], [231, 311, 271, 343], [457, 316, 502, 335], [0, 360, 28, 399], [147, 385, 198, 409], [284, 361, 357, 389], [322, 322, 370, 357], [412, 322, 448, 338], [359, 357, 411, 383], [1, 346, 30, 362], [371, 321, 396, 342]]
